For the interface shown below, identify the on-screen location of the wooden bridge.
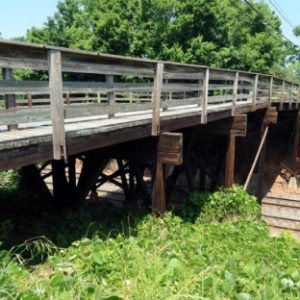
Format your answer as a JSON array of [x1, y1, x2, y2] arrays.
[[0, 39, 299, 214]]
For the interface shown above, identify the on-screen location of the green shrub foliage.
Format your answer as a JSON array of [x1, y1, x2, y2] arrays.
[[183, 185, 260, 222]]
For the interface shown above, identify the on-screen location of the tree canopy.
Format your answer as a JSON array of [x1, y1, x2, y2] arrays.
[[26, 0, 292, 74]]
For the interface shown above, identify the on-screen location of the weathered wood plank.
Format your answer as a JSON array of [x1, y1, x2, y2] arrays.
[[106, 75, 115, 118], [201, 68, 209, 124], [225, 133, 236, 187], [48, 50, 67, 160], [252, 74, 259, 109], [262, 204, 300, 221], [280, 80, 285, 110], [152, 63, 164, 135], [2, 68, 18, 130], [157, 132, 183, 166], [232, 71, 239, 115]]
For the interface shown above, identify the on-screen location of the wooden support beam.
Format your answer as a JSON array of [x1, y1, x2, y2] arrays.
[[201, 68, 209, 124], [19, 164, 53, 206], [225, 133, 236, 187], [157, 132, 183, 165], [152, 63, 164, 136], [117, 158, 131, 201], [2, 68, 18, 130], [68, 156, 77, 191], [263, 106, 278, 125], [51, 159, 72, 207], [198, 114, 247, 137], [255, 107, 278, 198], [75, 155, 109, 205], [152, 132, 183, 215], [232, 71, 239, 116], [152, 161, 166, 215], [224, 114, 247, 187], [244, 126, 269, 191], [48, 50, 67, 160]]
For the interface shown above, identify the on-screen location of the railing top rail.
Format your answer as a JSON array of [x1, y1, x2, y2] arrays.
[[0, 39, 299, 86]]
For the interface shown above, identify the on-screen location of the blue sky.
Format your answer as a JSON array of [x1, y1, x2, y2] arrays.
[[0, 0, 59, 39], [0, 0, 299, 46]]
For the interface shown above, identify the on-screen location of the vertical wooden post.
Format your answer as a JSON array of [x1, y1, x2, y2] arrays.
[[97, 92, 101, 103], [2, 68, 18, 130], [232, 71, 239, 116], [51, 159, 71, 207], [201, 68, 209, 124], [289, 84, 294, 110], [244, 127, 269, 191], [152, 63, 164, 136], [66, 92, 71, 105], [129, 89, 133, 104], [280, 80, 285, 110], [27, 92, 33, 107], [106, 75, 115, 118], [252, 74, 259, 109], [257, 123, 268, 199], [292, 110, 300, 174], [269, 76, 273, 103], [225, 133, 236, 187], [163, 79, 168, 111], [152, 160, 166, 215], [48, 50, 67, 160]]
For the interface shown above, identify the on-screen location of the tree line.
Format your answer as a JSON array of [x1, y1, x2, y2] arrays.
[[3, 0, 300, 81]]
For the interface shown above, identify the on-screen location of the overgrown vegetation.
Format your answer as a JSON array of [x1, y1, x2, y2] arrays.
[[0, 171, 300, 299]]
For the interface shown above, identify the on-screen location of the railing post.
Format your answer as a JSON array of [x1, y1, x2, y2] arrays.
[[106, 75, 115, 118], [27, 92, 32, 107], [201, 68, 209, 124], [290, 83, 294, 109], [97, 92, 101, 103], [48, 49, 67, 160], [269, 76, 273, 103], [66, 92, 71, 105], [2, 68, 18, 130], [232, 71, 239, 116], [280, 80, 285, 110], [152, 62, 164, 136], [252, 74, 259, 109], [298, 85, 300, 107]]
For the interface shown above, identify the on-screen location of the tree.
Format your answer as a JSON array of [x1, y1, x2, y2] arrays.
[[26, 0, 289, 73], [276, 25, 300, 82]]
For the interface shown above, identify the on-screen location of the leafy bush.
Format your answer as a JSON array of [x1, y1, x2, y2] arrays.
[[183, 185, 261, 222], [200, 185, 261, 223]]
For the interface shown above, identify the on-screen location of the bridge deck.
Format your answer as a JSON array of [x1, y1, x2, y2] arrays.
[[0, 39, 299, 171], [0, 101, 253, 150]]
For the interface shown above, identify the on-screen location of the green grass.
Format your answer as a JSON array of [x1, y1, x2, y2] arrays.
[[0, 172, 300, 299], [1, 215, 300, 299]]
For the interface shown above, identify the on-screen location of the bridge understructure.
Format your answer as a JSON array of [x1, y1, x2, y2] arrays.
[[0, 40, 299, 214]]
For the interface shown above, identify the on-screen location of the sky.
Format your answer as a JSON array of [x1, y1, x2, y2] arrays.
[[0, 0, 299, 46], [0, 0, 59, 39]]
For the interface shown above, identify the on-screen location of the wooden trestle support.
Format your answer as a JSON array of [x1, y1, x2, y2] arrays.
[[18, 106, 300, 214]]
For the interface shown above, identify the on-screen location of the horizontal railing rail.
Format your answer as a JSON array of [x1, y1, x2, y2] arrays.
[[0, 39, 299, 159]]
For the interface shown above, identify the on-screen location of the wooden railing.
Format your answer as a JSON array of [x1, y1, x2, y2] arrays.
[[0, 39, 299, 159]]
